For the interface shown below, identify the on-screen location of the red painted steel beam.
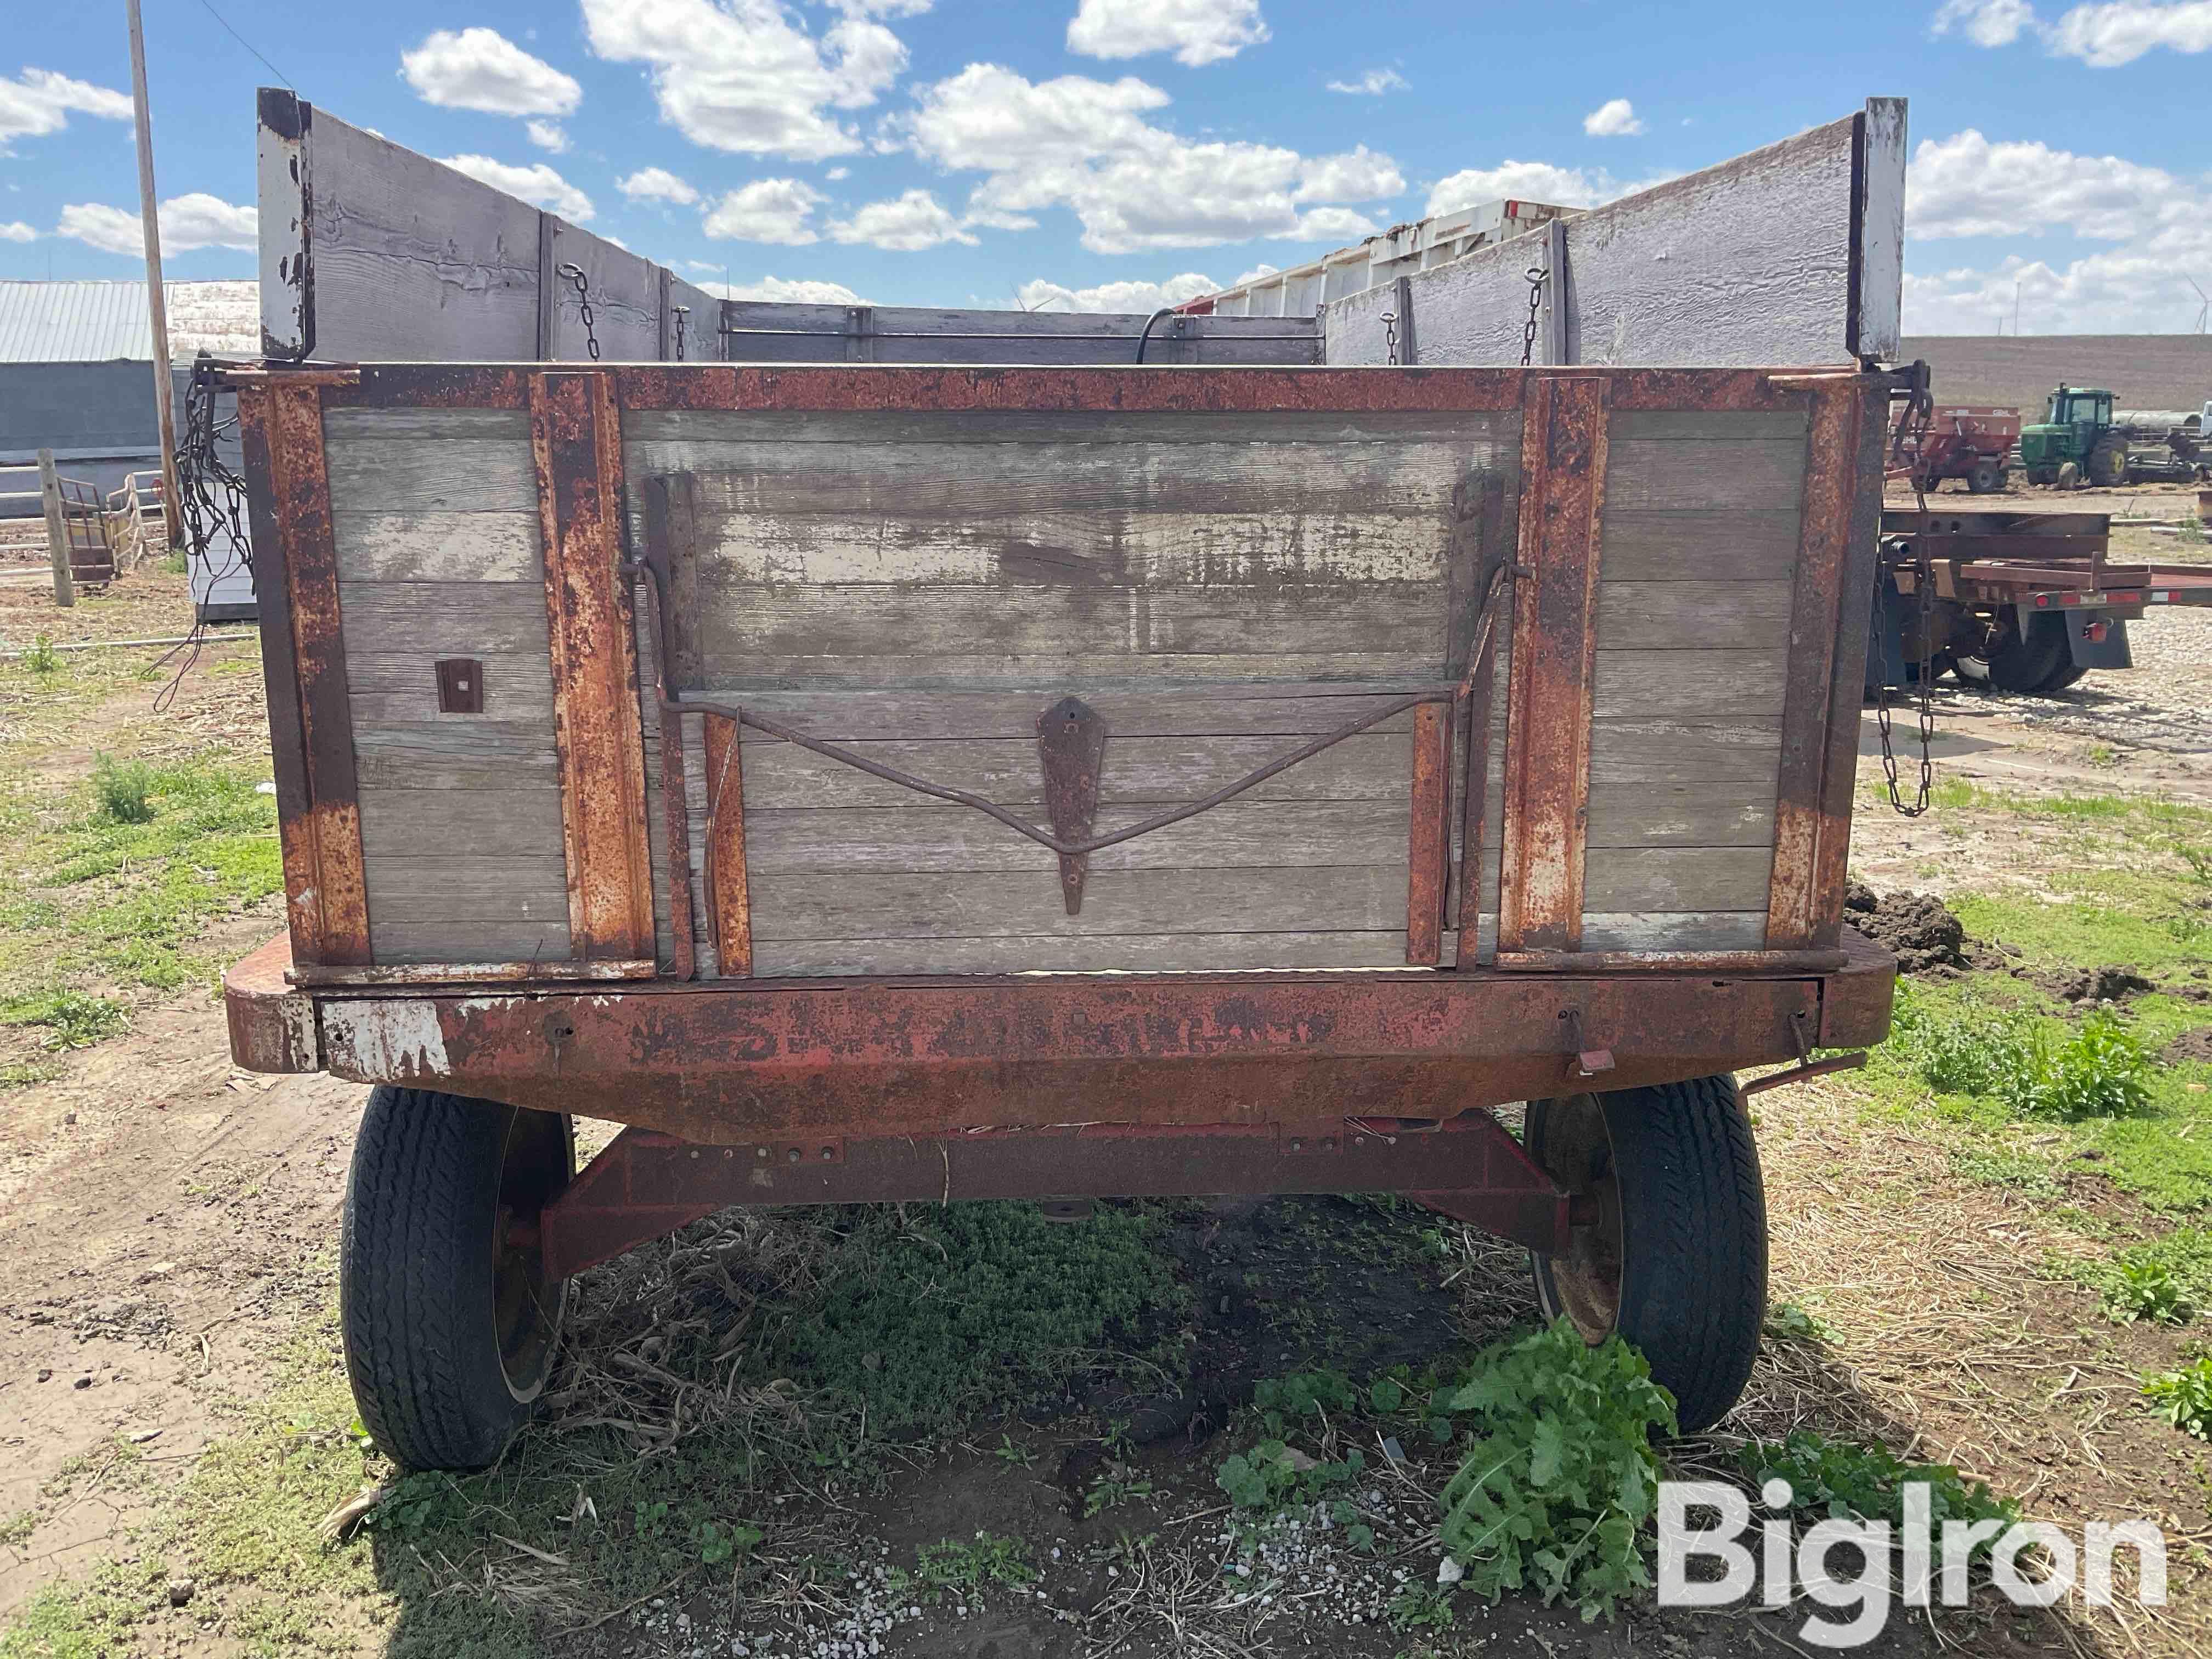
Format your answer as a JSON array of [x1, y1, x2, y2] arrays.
[[538, 1114, 1571, 1281]]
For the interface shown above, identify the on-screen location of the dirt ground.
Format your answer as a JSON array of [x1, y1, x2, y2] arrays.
[[1, 525, 2209, 1658]]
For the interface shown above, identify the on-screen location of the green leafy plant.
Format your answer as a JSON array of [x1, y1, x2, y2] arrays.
[[1386, 1584, 1457, 1633], [1217, 1440, 1362, 1514], [695, 1518, 761, 1566], [1083, 1469, 1152, 1517], [1888, 989, 2154, 1120], [22, 635, 59, 675], [991, 1434, 1034, 1468], [2143, 1358, 2212, 1439], [915, 1532, 1038, 1600], [2104, 1260, 2193, 1325], [1763, 1302, 1837, 1345], [1251, 1370, 1357, 1436], [1740, 1431, 2016, 1551], [0, 989, 129, 1051], [1431, 1319, 1677, 1623], [91, 753, 156, 825]]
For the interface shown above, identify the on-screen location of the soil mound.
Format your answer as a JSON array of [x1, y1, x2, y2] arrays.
[[1844, 882, 1970, 975]]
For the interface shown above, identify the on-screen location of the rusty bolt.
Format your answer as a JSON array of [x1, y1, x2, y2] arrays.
[[1287, 1137, 1303, 1152], [787, 1148, 800, 1164]]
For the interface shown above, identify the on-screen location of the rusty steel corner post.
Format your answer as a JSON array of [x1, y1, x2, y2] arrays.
[[1406, 701, 1450, 963], [701, 714, 753, 976], [531, 370, 655, 964], [1768, 375, 1880, 950], [1498, 374, 1609, 957], [236, 375, 370, 967]]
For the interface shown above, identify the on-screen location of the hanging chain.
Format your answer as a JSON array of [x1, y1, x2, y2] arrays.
[[555, 261, 601, 360], [1877, 371, 1939, 816], [1380, 308, 1400, 366], [151, 356, 255, 712], [672, 303, 690, 362], [1520, 265, 1548, 367]]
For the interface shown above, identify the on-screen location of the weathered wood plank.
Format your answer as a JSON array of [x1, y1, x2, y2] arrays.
[[1588, 780, 1775, 848], [735, 732, 1414, 809], [337, 580, 550, 655], [372, 918, 572, 964], [1588, 719, 1782, 782], [622, 408, 1513, 448], [1578, 912, 1768, 951], [749, 865, 1412, 941], [1602, 439, 1807, 511], [363, 855, 570, 922], [329, 511, 541, 583], [692, 652, 1448, 689], [358, 789, 565, 860], [698, 585, 1446, 666], [751, 929, 1431, 977], [717, 687, 1436, 741], [744, 799, 1410, 874], [1594, 581, 1795, 650], [1607, 411, 1808, 444], [345, 650, 555, 722], [1599, 509, 1801, 583], [1591, 650, 1787, 718], [324, 437, 538, 516], [689, 509, 1455, 588], [1582, 846, 1775, 912], [351, 718, 559, 789], [325, 409, 531, 442]]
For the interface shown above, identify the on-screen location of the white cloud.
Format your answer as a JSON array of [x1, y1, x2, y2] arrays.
[[1016, 270, 1218, 312], [440, 154, 595, 221], [904, 64, 1402, 253], [703, 178, 826, 242], [1281, 206, 1376, 241], [527, 120, 569, 153], [1232, 262, 1277, 286], [619, 165, 699, 205], [825, 0, 930, 14], [0, 221, 36, 241], [1908, 129, 2188, 239], [1066, 0, 1268, 66], [829, 189, 977, 249], [401, 27, 582, 117], [2050, 0, 2212, 63], [0, 67, 133, 151], [582, 0, 909, 161], [1930, 0, 2037, 42], [58, 193, 257, 256], [1327, 67, 1406, 95], [1428, 161, 1630, 215], [1583, 98, 1644, 137], [709, 274, 867, 303]]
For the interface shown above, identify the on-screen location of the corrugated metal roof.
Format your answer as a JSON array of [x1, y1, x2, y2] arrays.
[[0, 280, 259, 364]]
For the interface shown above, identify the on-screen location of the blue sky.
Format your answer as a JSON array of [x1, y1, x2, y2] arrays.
[[4, 0, 2211, 332]]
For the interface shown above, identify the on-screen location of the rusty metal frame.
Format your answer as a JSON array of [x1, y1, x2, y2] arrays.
[[1406, 701, 1451, 964], [1499, 375, 1609, 953], [701, 715, 753, 976], [537, 1113, 1571, 1280], [531, 370, 656, 964], [236, 377, 370, 967]]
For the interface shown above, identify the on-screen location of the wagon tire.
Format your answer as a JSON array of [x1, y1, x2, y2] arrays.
[[1524, 1076, 1767, 1434], [1956, 612, 2071, 696], [341, 1087, 573, 1472], [1966, 458, 2003, 494]]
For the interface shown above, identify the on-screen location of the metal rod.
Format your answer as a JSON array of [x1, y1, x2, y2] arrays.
[[627, 556, 1500, 861], [714, 328, 1316, 342], [125, 0, 183, 548]]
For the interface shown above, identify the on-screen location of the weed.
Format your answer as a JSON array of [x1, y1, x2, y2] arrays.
[[991, 1434, 1034, 1468], [694, 1517, 762, 1566], [1218, 1441, 1363, 1515], [0, 1058, 65, 1090], [1741, 1431, 2016, 1549], [1763, 1302, 1837, 1345], [2102, 1260, 2194, 1325], [160, 549, 189, 575], [1083, 1469, 1153, 1517], [0, 989, 129, 1051], [1251, 1370, 1358, 1436], [1949, 1145, 2064, 1199], [22, 635, 59, 675], [1386, 1584, 1457, 1633], [2146, 1357, 2212, 1438], [914, 1532, 1038, 1601], [1888, 988, 2153, 1120], [0, 1510, 32, 1549], [1431, 1319, 1675, 1623], [91, 752, 156, 823]]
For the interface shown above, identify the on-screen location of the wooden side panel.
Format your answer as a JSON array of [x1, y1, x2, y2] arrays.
[[717, 302, 1319, 366], [1499, 376, 1609, 952], [531, 371, 655, 963], [239, 380, 370, 966]]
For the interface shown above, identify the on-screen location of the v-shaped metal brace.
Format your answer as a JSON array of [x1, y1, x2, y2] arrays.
[[1037, 696, 1107, 914]]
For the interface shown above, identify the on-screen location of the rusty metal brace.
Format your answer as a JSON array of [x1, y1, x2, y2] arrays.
[[1739, 1008, 1866, 1096]]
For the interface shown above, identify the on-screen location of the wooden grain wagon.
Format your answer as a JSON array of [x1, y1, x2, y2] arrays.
[[218, 93, 1906, 1472]]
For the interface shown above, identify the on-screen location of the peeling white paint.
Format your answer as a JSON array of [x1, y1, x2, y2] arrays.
[[328, 999, 450, 1080], [455, 996, 526, 1017]]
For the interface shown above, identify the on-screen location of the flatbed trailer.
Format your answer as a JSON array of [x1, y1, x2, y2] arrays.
[[1872, 507, 2212, 693]]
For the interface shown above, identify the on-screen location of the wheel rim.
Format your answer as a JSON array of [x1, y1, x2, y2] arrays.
[[1532, 1094, 1624, 1341], [491, 1109, 570, 1400]]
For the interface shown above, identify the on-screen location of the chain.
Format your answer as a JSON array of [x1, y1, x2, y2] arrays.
[[1520, 265, 1548, 366], [556, 261, 601, 360], [152, 356, 255, 712], [672, 303, 690, 362], [1876, 375, 1939, 816], [1380, 308, 1399, 366]]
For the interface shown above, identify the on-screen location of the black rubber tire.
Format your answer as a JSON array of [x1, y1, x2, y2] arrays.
[[2088, 439, 2126, 489], [341, 1087, 573, 1471], [2035, 657, 2090, 693], [1966, 458, 2002, 494], [1525, 1076, 1767, 1434], [1955, 611, 2072, 695]]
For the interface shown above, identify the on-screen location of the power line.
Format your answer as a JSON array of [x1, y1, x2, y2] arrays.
[[194, 0, 293, 91]]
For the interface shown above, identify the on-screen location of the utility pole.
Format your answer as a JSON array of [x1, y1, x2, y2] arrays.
[[126, 0, 183, 549]]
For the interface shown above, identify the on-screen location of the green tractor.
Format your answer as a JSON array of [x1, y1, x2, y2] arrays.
[[2019, 385, 2128, 488]]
